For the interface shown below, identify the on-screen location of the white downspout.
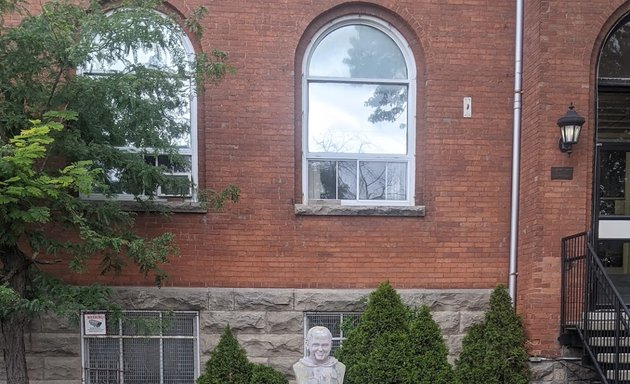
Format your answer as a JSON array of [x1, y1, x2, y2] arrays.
[[509, 0, 524, 304]]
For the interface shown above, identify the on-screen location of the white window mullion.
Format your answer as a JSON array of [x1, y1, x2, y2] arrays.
[[159, 312, 164, 384], [335, 161, 339, 200], [355, 159, 361, 200], [119, 317, 124, 384]]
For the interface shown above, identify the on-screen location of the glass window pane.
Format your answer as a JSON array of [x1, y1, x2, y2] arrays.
[[600, 20, 630, 79], [308, 160, 337, 199], [359, 162, 407, 201], [309, 25, 407, 79], [598, 91, 630, 142], [160, 175, 192, 196], [386, 162, 407, 200], [308, 83, 408, 154], [599, 150, 627, 216], [359, 162, 386, 200], [598, 240, 626, 268], [338, 161, 357, 200]]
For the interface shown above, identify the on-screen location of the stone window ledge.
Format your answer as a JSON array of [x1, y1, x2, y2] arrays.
[[294, 204, 425, 217], [118, 201, 207, 213], [83, 198, 207, 213]]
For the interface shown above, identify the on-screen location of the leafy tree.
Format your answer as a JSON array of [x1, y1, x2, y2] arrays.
[[336, 281, 455, 384], [455, 284, 529, 384], [0, 0, 235, 383], [197, 325, 287, 384]]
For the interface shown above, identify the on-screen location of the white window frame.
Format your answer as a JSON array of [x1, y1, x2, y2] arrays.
[[302, 16, 417, 206], [80, 310, 200, 384], [79, 10, 199, 202], [303, 312, 362, 356]]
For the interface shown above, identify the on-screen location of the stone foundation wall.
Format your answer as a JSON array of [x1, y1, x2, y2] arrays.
[[0, 287, 598, 384]]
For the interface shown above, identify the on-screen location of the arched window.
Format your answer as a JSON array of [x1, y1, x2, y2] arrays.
[[595, 15, 630, 267], [81, 9, 197, 199], [303, 16, 416, 205]]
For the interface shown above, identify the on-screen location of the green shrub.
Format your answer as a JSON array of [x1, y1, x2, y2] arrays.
[[455, 284, 529, 384], [408, 306, 457, 384], [197, 325, 287, 384], [336, 281, 455, 384], [249, 363, 288, 384], [197, 325, 252, 384]]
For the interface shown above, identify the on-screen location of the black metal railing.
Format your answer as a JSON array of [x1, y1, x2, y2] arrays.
[[561, 232, 630, 383]]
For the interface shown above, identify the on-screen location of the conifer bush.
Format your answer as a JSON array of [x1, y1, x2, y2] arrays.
[[408, 306, 457, 384], [249, 363, 288, 384], [455, 284, 529, 384], [336, 281, 454, 384], [197, 325, 287, 384]]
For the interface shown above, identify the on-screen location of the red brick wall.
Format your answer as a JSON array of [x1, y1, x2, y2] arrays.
[[35, 0, 629, 359], [517, 0, 630, 357], [53, 0, 515, 291]]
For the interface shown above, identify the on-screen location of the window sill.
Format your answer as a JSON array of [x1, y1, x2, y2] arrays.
[[294, 204, 425, 217], [84, 197, 207, 214]]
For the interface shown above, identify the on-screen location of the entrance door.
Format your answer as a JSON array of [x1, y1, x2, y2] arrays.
[[596, 145, 630, 274]]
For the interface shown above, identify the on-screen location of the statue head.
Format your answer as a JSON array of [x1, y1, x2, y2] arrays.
[[305, 326, 333, 365]]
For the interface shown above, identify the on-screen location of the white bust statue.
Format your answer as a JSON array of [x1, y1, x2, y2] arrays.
[[293, 326, 345, 384]]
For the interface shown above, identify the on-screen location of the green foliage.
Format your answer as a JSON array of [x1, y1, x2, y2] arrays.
[[408, 306, 456, 384], [0, 0, 235, 380], [455, 285, 529, 384], [336, 281, 455, 384], [249, 364, 288, 384], [197, 326, 287, 384]]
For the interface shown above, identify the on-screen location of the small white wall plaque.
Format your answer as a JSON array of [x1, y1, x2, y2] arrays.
[[463, 97, 472, 118], [84, 313, 107, 335]]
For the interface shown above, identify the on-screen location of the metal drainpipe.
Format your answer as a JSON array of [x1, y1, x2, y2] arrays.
[[509, 0, 524, 304]]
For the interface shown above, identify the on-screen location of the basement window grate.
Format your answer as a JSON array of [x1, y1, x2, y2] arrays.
[[81, 310, 199, 384], [304, 312, 362, 355]]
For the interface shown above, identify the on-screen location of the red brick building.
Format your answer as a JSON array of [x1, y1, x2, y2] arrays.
[[4, 0, 630, 383]]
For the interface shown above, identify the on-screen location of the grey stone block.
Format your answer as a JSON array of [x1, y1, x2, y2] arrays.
[[26, 334, 80, 355], [199, 333, 221, 355], [113, 287, 209, 310], [294, 290, 370, 311], [445, 334, 465, 358], [26, 356, 45, 380], [267, 312, 303, 334], [208, 288, 235, 310], [30, 313, 77, 333], [431, 311, 460, 335], [201, 311, 266, 333], [459, 311, 485, 332], [44, 357, 81, 380], [238, 334, 302, 357], [234, 289, 294, 311], [402, 289, 491, 312]]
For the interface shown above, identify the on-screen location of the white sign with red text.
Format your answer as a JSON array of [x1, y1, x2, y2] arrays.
[[84, 314, 106, 335]]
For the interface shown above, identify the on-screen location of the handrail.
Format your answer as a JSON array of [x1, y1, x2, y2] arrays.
[[561, 232, 630, 383]]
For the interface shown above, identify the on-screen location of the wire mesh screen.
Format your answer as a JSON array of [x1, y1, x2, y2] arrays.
[[304, 312, 362, 355], [82, 311, 198, 384]]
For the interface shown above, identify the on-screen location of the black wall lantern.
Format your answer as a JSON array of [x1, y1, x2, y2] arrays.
[[557, 103, 585, 154]]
